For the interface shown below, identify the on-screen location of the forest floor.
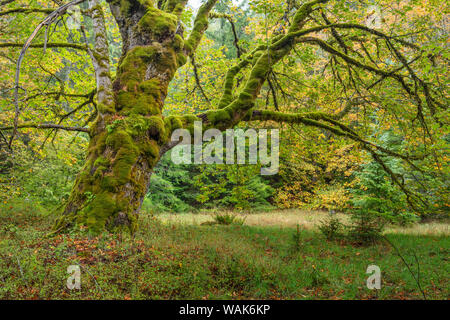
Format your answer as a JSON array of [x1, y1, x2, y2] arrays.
[[0, 202, 448, 300]]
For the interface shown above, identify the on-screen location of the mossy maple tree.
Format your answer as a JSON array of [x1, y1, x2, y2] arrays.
[[1, 0, 446, 234]]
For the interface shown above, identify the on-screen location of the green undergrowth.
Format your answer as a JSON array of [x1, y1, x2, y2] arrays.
[[0, 204, 448, 300]]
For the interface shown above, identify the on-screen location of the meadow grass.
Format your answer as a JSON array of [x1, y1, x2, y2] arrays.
[[0, 203, 448, 300], [158, 209, 450, 236]]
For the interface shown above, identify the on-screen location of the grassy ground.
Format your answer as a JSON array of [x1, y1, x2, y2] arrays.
[[0, 203, 448, 300], [158, 210, 450, 236]]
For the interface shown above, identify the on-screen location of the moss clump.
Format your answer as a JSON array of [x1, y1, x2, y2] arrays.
[[145, 115, 167, 142], [164, 115, 183, 134], [117, 92, 160, 116], [118, 46, 157, 85], [87, 129, 107, 155], [80, 193, 117, 234], [115, 0, 152, 17], [112, 146, 139, 185], [139, 79, 161, 99], [176, 52, 187, 67], [93, 166, 108, 179], [138, 7, 178, 40], [115, 45, 171, 116], [94, 156, 110, 168], [141, 139, 160, 164], [172, 34, 184, 51], [204, 109, 232, 125]]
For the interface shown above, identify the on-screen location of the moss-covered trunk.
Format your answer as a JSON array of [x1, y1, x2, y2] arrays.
[[54, 1, 188, 234], [54, 117, 161, 233]]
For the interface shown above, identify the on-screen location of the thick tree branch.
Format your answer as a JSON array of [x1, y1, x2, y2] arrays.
[[184, 0, 218, 56], [209, 0, 330, 125], [1, 123, 89, 133], [0, 42, 88, 50], [241, 109, 428, 211], [0, 8, 54, 16]]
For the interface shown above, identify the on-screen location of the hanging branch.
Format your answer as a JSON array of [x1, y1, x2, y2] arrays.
[[209, 12, 243, 58], [190, 55, 211, 105]]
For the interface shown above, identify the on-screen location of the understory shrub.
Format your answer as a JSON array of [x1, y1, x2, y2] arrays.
[[213, 212, 245, 225], [318, 214, 345, 241]]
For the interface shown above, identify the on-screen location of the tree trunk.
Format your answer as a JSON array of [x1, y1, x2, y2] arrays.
[[54, 1, 188, 233]]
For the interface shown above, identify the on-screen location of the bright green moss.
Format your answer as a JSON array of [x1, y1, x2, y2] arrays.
[[164, 115, 183, 133], [78, 192, 118, 234], [93, 166, 108, 179], [117, 92, 160, 116], [112, 147, 139, 184], [176, 52, 187, 67], [118, 46, 156, 84], [138, 7, 178, 39], [146, 115, 167, 142], [183, 41, 193, 53], [94, 156, 110, 168], [139, 79, 161, 98], [106, 129, 131, 148], [98, 102, 115, 114], [119, 0, 131, 16], [205, 109, 231, 124], [237, 92, 253, 104], [173, 34, 184, 51]]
